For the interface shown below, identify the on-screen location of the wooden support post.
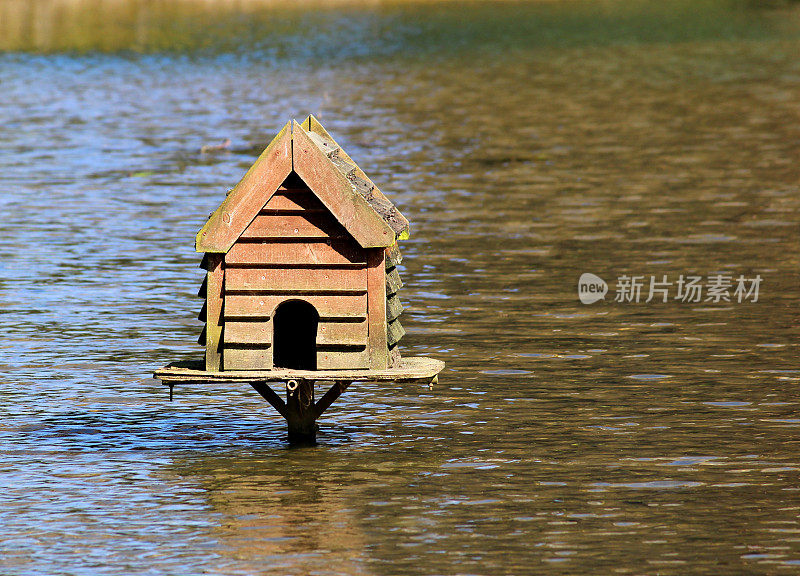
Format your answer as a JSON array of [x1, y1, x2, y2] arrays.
[[249, 379, 354, 443], [205, 253, 224, 371], [285, 379, 317, 443], [367, 248, 388, 369]]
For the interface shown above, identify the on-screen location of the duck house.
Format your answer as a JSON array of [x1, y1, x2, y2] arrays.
[[155, 116, 443, 441]]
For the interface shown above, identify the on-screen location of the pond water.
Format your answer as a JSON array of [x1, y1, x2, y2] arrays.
[[1, 0, 800, 574]]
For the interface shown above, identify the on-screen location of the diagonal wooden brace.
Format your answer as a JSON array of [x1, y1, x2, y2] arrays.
[[314, 380, 351, 419], [249, 380, 287, 418]]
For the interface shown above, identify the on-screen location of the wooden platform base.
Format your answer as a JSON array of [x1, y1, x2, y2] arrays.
[[154, 356, 444, 384], [153, 357, 444, 443]]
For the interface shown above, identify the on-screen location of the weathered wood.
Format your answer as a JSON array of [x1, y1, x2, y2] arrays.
[[386, 267, 403, 296], [263, 190, 325, 212], [385, 244, 402, 269], [292, 120, 395, 248], [224, 320, 272, 344], [367, 248, 388, 369], [224, 293, 367, 319], [386, 294, 404, 322], [306, 130, 339, 157], [225, 267, 367, 293], [205, 254, 224, 371], [224, 347, 272, 370], [302, 114, 410, 239], [223, 318, 366, 346], [155, 356, 445, 383], [240, 213, 347, 240], [196, 122, 292, 253], [387, 318, 405, 347], [318, 320, 368, 346], [330, 154, 358, 179], [226, 241, 367, 266], [317, 349, 370, 370], [389, 345, 402, 367], [346, 170, 375, 197]]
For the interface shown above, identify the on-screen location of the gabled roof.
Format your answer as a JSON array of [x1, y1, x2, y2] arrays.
[[196, 116, 410, 253]]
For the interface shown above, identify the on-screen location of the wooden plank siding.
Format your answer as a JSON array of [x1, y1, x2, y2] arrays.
[[240, 213, 348, 240], [317, 349, 370, 370], [221, 180, 373, 370], [387, 319, 406, 346], [224, 347, 272, 370], [224, 319, 367, 346], [385, 245, 405, 362], [263, 189, 325, 212], [385, 244, 402, 269], [224, 338, 369, 370], [386, 294, 403, 322], [386, 268, 403, 296], [224, 293, 366, 319], [225, 267, 367, 293], [226, 241, 366, 267]]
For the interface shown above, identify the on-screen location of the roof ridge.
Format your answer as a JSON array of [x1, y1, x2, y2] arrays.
[[196, 118, 409, 254], [299, 115, 410, 240]]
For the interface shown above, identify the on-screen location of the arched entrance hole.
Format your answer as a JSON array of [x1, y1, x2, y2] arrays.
[[273, 300, 319, 370]]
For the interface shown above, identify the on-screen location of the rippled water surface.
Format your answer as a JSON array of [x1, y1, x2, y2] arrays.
[[2, 0, 800, 574]]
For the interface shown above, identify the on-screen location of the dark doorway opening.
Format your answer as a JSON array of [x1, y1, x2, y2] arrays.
[[273, 300, 319, 370]]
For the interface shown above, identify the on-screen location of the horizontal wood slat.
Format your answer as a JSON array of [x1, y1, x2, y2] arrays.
[[317, 349, 370, 370], [225, 267, 367, 293], [241, 214, 347, 240], [224, 348, 272, 370], [224, 321, 272, 344], [222, 319, 366, 346], [318, 320, 368, 345], [224, 294, 367, 319], [225, 241, 366, 266], [263, 190, 325, 212]]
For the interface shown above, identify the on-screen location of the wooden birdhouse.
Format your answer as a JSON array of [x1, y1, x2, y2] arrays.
[[155, 116, 443, 442], [196, 116, 408, 372]]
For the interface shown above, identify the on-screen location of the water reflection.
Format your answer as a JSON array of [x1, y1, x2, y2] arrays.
[[168, 452, 372, 575]]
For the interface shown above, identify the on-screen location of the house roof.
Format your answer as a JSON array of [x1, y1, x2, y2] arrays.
[[196, 116, 410, 253]]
